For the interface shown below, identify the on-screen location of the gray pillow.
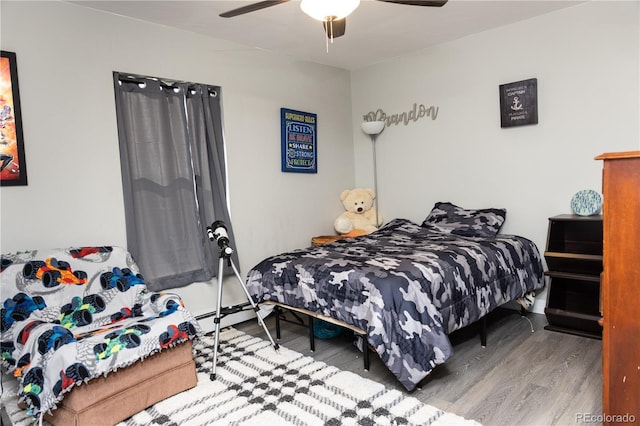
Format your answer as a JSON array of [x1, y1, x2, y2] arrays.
[[421, 202, 506, 237]]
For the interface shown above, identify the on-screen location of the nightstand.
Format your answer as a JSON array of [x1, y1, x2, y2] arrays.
[[543, 214, 603, 339], [311, 235, 348, 246]]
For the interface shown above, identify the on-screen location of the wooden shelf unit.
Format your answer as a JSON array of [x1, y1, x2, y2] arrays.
[[543, 214, 603, 339]]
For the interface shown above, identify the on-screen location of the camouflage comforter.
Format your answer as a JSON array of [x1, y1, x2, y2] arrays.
[[246, 218, 544, 391]]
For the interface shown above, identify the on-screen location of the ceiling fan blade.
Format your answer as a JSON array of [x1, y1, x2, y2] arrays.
[[219, 0, 290, 18], [322, 18, 346, 39], [376, 0, 447, 6]]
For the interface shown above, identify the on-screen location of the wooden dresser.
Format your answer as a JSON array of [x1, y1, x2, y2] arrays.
[[595, 151, 640, 424]]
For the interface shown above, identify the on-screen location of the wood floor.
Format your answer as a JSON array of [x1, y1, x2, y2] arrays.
[[235, 308, 603, 426]]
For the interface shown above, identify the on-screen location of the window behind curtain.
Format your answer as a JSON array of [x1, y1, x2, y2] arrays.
[[113, 72, 238, 291]]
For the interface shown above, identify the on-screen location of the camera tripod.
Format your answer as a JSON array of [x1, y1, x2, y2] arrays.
[[208, 238, 279, 381]]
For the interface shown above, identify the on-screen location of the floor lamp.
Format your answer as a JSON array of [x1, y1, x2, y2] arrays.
[[361, 121, 385, 229]]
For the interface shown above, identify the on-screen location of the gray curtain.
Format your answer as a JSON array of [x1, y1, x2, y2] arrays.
[[113, 72, 238, 291]]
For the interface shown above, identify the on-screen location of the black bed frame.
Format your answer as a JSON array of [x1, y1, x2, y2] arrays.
[[269, 302, 372, 370], [265, 301, 528, 371]]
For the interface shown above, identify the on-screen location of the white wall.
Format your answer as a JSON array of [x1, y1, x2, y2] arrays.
[[0, 1, 354, 329], [351, 1, 639, 313], [1, 1, 638, 322]]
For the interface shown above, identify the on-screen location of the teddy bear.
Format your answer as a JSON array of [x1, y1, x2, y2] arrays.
[[334, 188, 382, 235]]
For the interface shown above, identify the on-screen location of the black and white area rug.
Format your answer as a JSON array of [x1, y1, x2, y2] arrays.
[[2, 328, 481, 426]]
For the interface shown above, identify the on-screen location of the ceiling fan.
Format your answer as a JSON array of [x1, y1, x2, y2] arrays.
[[219, 0, 448, 40]]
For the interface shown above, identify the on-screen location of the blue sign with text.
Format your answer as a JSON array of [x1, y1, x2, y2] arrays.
[[281, 108, 317, 173]]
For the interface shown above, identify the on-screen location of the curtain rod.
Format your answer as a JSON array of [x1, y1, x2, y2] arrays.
[[115, 72, 219, 93]]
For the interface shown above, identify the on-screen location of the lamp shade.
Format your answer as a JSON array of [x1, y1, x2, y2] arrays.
[[361, 121, 385, 136], [300, 0, 360, 21]]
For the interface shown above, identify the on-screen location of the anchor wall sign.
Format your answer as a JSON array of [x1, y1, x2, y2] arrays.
[[499, 78, 538, 128]]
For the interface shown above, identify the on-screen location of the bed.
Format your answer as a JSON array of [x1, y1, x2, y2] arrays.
[[246, 202, 545, 391]]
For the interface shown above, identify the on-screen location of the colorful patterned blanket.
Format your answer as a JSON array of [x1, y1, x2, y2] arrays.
[[246, 219, 544, 391], [0, 246, 201, 419]]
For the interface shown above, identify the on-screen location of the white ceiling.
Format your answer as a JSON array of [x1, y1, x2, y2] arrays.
[[69, 0, 586, 70]]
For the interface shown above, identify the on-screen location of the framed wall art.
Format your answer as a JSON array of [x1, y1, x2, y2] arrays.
[[499, 78, 538, 128], [0, 50, 27, 186], [281, 107, 317, 174]]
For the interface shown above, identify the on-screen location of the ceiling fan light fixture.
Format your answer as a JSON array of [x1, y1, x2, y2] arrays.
[[300, 0, 360, 21]]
